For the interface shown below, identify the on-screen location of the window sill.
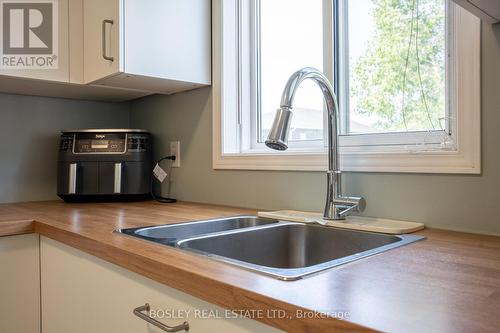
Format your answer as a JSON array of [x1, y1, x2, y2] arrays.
[[213, 147, 480, 174]]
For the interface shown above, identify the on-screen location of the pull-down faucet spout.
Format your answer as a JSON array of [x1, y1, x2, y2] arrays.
[[265, 67, 365, 220]]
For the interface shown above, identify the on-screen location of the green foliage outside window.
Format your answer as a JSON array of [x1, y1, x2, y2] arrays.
[[351, 0, 446, 132]]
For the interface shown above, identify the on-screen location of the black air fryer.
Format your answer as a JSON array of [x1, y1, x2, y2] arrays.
[[57, 129, 152, 202]]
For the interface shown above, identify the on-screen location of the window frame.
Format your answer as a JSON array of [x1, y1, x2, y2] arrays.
[[212, 0, 481, 174]]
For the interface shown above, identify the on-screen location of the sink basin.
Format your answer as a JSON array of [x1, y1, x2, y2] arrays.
[[117, 216, 424, 280], [178, 223, 424, 280], [119, 216, 279, 245]]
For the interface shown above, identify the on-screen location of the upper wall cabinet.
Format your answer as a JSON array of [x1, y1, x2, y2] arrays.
[[0, 0, 70, 82], [453, 0, 500, 23], [0, 0, 210, 101], [83, 0, 211, 94]]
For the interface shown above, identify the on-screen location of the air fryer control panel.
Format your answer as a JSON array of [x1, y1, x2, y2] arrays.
[[59, 132, 150, 154], [127, 134, 149, 152]]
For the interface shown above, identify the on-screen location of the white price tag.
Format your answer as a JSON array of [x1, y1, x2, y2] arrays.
[[153, 163, 168, 183]]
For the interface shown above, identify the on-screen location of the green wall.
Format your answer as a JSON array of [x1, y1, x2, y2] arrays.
[[132, 23, 499, 235]]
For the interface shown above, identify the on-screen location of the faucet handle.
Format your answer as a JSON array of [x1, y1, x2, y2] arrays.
[[334, 197, 366, 217], [337, 204, 358, 217], [325, 196, 365, 220], [336, 196, 365, 212]]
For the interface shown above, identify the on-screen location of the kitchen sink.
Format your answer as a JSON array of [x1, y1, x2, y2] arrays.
[[117, 216, 424, 280]]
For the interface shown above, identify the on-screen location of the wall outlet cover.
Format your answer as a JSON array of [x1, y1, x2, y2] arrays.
[[170, 141, 180, 167]]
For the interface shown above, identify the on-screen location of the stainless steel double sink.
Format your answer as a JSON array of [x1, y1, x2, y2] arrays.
[[118, 216, 424, 280]]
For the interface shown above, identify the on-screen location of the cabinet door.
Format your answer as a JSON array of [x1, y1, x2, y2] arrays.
[[0, 0, 69, 82], [83, 0, 121, 83], [0, 234, 40, 333], [41, 236, 282, 333], [122, 0, 211, 85]]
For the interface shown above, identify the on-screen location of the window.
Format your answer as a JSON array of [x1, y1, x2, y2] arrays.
[[213, 0, 480, 173]]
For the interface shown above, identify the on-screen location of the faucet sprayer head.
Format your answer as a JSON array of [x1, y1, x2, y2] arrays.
[[265, 107, 293, 151]]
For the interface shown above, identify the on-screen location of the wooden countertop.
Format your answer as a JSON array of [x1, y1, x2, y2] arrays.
[[0, 200, 499, 333], [0, 204, 35, 236]]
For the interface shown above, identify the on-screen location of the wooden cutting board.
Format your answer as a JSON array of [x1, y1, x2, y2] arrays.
[[258, 210, 425, 234]]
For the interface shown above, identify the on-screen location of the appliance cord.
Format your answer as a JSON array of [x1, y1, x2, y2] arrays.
[[150, 155, 177, 203]]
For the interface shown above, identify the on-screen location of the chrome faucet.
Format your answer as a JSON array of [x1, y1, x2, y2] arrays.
[[265, 67, 365, 220]]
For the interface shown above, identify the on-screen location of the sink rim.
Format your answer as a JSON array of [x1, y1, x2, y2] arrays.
[[116, 215, 280, 244], [118, 214, 277, 234], [177, 222, 425, 281]]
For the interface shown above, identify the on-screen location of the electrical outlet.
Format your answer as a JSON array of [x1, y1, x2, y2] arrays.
[[170, 141, 180, 167]]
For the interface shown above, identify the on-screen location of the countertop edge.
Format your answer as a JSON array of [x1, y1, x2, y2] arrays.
[[0, 219, 35, 237]]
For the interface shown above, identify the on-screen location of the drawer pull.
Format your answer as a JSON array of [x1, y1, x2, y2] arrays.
[[133, 304, 189, 332]]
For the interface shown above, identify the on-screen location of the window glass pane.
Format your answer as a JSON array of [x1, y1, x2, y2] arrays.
[[259, 0, 324, 142], [347, 0, 446, 134]]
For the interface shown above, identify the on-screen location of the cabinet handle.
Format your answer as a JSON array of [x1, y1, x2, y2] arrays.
[[102, 19, 114, 61], [133, 304, 189, 332]]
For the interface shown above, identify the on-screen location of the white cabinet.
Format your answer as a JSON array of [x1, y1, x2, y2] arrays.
[[83, 0, 211, 94], [0, 0, 69, 82], [0, 234, 40, 333], [40, 236, 282, 333], [0, 0, 211, 101], [453, 0, 500, 23]]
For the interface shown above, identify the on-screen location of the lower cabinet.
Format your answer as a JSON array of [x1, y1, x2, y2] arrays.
[[40, 236, 282, 333], [0, 234, 40, 333]]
